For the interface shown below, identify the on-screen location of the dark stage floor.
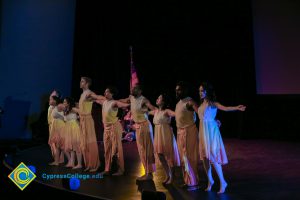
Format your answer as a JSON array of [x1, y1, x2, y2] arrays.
[[2, 139, 300, 200]]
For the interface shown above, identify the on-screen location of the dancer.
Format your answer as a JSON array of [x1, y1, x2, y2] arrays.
[[175, 81, 200, 190], [149, 94, 180, 185], [63, 97, 83, 169], [120, 84, 156, 180], [48, 90, 59, 133], [48, 96, 68, 165], [48, 91, 57, 156], [89, 86, 130, 176], [198, 82, 246, 193], [78, 77, 100, 172]]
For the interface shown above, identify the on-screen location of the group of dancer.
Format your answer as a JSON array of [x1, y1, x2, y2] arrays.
[[48, 77, 100, 173], [47, 77, 246, 194]]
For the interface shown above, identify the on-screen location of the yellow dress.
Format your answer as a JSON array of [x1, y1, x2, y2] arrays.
[[63, 112, 81, 153], [49, 107, 65, 152], [153, 110, 180, 167]]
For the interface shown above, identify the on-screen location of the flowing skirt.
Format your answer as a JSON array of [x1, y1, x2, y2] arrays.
[[154, 123, 180, 167], [199, 120, 228, 165]]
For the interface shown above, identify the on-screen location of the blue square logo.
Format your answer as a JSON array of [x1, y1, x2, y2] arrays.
[[8, 162, 36, 191]]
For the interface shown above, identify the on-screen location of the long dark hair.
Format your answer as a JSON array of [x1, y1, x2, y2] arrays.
[[64, 97, 75, 115], [160, 93, 171, 110], [52, 95, 62, 106], [200, 82, 217, 104], [106, 86, 118, 98]]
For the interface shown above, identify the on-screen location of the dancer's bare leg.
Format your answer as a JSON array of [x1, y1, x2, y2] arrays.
[[66, 151, 75, 168], [203, 158, 214, 191], [212, 162, 227, 194], [158, 154, 172, 184], [64, 151, 71, 163], [73, 152, 82, 169], [59, 151, 65, 163], [49, 146, 59, 166]]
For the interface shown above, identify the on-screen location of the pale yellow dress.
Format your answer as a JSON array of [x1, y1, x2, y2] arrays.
[[153, 110, 180, 167], [64, 112, 82, 153], [49, 107, 65, 155]]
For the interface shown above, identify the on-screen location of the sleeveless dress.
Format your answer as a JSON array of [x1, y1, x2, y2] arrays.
[[153, 110, 180, 167], [64, 112, 81, 153], [49, 107, 65, 151], [198, 102, 228, 164]]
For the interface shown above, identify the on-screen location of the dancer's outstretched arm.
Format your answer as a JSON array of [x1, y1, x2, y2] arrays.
[[214, 102, 246, 112]]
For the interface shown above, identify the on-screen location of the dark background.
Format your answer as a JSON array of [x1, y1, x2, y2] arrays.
[[71, 0, 255, 140]]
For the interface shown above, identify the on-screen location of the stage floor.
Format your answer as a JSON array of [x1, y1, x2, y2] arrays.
[[3, 139, 300, 200]]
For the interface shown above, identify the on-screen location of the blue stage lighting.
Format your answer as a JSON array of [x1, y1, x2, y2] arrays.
[[69, 178, 80, 191]]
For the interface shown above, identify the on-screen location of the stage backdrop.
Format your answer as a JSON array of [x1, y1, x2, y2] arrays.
[[0, 0, 76, 139], [253, 0, 300, 94]]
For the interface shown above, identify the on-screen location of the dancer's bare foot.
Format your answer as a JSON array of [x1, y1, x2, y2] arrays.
[[59, 158, 64, 164], [65, 163, 74, 168], [217, 181, 227, 194], [180, 184, 200, 191], [100, 171, 110, 176], [84, 167, 90, 172], [49, 161, 59, 166], [89, 167, 99, 172], [72, 165, 82, 169], [112, 170, 124, 176], [205, 180, 214, 191], [186, 185, 200, 191]]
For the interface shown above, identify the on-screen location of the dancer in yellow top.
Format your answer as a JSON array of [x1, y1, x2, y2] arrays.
[[175, 81, 200, 190], [120, 84, 157, 180], [89, 86, 130, 176], [77, 77, 100, 172]]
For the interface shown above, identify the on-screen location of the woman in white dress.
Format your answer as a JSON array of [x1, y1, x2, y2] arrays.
[[198, 82, 246, 193]]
